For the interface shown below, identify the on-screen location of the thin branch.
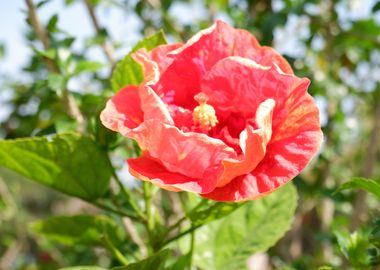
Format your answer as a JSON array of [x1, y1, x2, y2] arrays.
[[83, 0, 115, 66], [111, 168, 145, 220], [25, 0, 58, 73], [160, 225, 202, 248], [350, 91, 380, 230], [92, 200, 140, 222], [25, 0, 85, 133]]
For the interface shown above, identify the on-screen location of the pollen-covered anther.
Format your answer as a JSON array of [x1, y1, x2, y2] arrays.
[[193, 92, 218, 131]]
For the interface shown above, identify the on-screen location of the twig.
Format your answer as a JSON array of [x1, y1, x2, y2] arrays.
[[83, 0, 115, 66], [350, 91, 380, 230], [0, 241, 23, 270], [24, 0, 85, 133], [160, 224, 202, 248], [92, 200, 140, 222], [111, 168, 145, 220]]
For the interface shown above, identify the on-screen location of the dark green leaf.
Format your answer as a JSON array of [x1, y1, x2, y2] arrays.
[[0, 133, 112, 200], [36, 0, 50, 8], [166, 253, 191, 270], [112, 249, 170, 270], [111, 31, 167, 91], [31, 215, 123, 247], [47, 14, 59, 32], [335, 177, 380, 200], [373, 1, 380, 12], [189, 183, 297, 270], [187, 200, 244, 226], [0, 43, 5, 60]]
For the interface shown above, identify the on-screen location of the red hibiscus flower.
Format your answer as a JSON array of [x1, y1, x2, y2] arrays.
[[100, 21, 323, 202]]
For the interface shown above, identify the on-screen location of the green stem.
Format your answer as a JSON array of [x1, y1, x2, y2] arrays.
[[161, 198, 208, 240], [160, 224, 202, 248], [102, 235, 129, 266], [112, 169, 145, 220], [143, 182, 155, 254], [162, 216, 187, 240], [189, 230, 195, 269], [92, 201, 140, 221]]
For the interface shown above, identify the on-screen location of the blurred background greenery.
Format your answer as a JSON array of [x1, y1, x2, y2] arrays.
[[0, 0, 380, 269]]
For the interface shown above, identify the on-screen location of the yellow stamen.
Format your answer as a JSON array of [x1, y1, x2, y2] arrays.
[[193, 93, 218, 131]]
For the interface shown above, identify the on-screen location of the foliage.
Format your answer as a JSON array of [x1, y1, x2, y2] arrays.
[[0, 0, 380, 269]]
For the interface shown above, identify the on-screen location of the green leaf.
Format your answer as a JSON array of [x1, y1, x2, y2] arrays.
[[59, 267, 107, 270], [111, 53, 143, 91], [0, 43, 5, 60], [112, 249, 170, 270], [64, 0, 76, 5], [335, 177, 380, 200], [111, 31, 167, 92], [31, 215, 123, 247], [48, 73, 66, 92], [33, 47, 56, 60], [36, 0, 50, 8], [189, 183, 297, 270], [131, 30, 167, 53], [187, 200, 245, 226], [0, 133, 112, 200], [373, 1, 380, 12], [335, 229, 375, 268], [166, 253, 191, 270], [47, 14, 59, 32], [73, 60, 105, 75]]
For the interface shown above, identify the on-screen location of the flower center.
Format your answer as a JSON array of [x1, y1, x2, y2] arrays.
[[192, 92, 218, 131]]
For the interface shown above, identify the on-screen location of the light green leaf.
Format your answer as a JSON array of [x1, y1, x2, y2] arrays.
[[31, 215, 123, 247], [0, 133, 112, 200], [112, 249, 170, 270], [73, 60, 105, 75], [335, 177, 380, 200], [335, 229, 375, 268], [190, 183, 297, 270], [48, 73, 66, 92], [131, 30, 167, 52], [111, 31, 167, 92], [111, 57, 143, 91]]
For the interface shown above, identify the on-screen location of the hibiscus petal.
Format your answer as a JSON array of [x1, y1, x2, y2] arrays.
[[201, 58, 323, 202], [128, 156, 213, 193], [203, 129, 322, 202], [149, 43, 183, 73], [128, 120, 236, 193], [216, 99, 275, 187], [100, 86, 143, 135], [169, 20, 292, 73], [132, 50, 174, 125], [201, 56, 308, 120], [153, 20, 292, 108]]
